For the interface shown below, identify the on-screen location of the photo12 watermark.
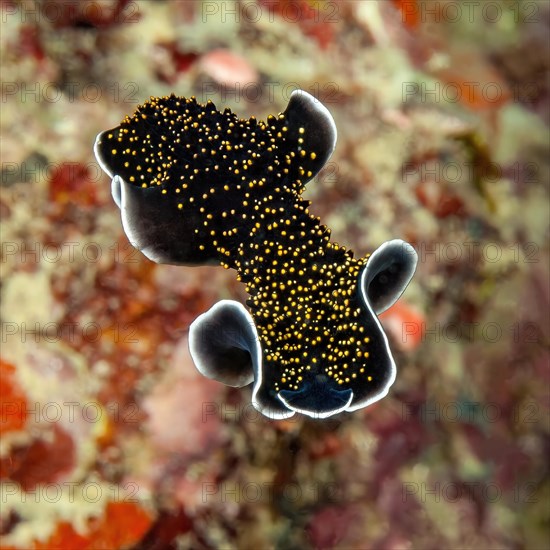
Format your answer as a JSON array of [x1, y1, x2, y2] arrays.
[[1, 240, 142, 266], [402, 81, 542, 106], [400, 320, 543, 346], [0, 400, 140, 426], [0, 481, 140, 504], [2, 81, 140, 105], [402, 160, 541, 186], [402, 400, 541, 425], [1, 1, 140, 25], [202, 480, 344, 504], [199, 81, 340, 104], [413, 241, 540, 264], [1, 321, 139, 344], [402, 481, 538, 504], [201, 1, 340, 24], [396, 1, 540, 24]]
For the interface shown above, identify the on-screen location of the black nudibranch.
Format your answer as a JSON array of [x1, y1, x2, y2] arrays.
[[94, 90, 418, 419]]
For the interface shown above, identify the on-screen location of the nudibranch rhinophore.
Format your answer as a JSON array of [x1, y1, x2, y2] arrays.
[[94, 90, 418, 420]]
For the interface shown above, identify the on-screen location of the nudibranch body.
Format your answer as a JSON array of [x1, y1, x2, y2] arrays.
[[94, 90, 417, 419]]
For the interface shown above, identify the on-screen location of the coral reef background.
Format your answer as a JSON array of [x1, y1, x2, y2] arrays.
[[1, 1, 548, 548]]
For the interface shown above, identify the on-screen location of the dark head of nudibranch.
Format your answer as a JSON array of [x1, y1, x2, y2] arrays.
[[94, 90, 418, 419]]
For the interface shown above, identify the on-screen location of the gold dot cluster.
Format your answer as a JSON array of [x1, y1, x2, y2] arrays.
[[100, 94, 321, 262], [238, 216, 374, 393], [100, 95, 377, 394]]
